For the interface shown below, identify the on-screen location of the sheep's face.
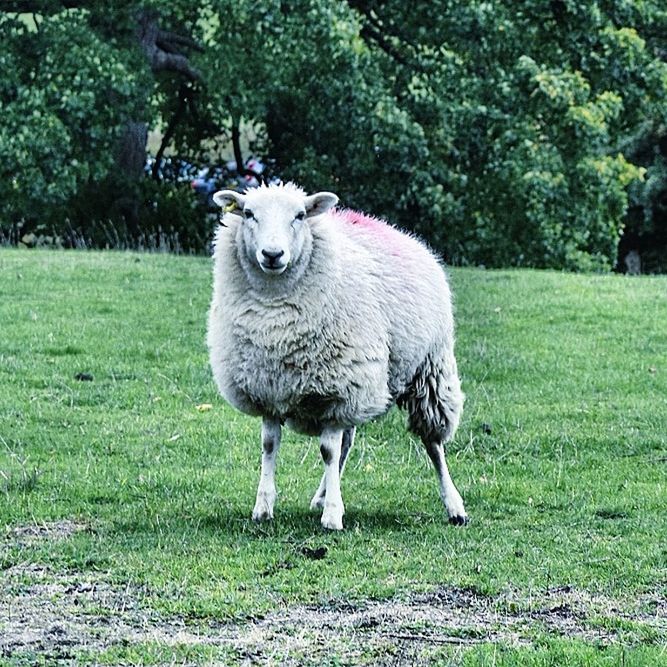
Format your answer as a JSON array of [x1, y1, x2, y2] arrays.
[[213, 185, 338, 277]]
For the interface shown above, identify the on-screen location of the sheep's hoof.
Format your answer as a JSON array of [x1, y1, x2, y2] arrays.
[[321, 515, 344, 531], [252, 508, 274, 522], [448, 514, 469, 526], [321, 503, 344, 531], [444, 493, 468, 526], [252, 497, 275, 522]]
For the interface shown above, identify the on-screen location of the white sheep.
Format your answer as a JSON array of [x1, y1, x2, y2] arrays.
[[207, 182, 466, 530]]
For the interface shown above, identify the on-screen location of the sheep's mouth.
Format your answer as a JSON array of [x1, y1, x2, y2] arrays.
[[259, 262, 288, 275]]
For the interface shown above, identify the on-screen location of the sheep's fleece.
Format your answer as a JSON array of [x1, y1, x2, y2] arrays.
[[207, 182, 466, 527]]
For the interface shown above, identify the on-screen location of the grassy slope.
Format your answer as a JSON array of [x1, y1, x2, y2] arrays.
[[1, 249, 666, 663]]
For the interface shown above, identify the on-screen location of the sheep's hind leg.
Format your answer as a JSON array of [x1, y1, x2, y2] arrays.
[[310, 426, 355, 511], [317, 426, 346, 530], [252, 417, 282, 521], [424, 441, 468, 526]]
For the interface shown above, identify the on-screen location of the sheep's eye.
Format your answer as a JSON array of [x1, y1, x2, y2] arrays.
[[295, 211, 306, 221], [243, 208, 255, 220]]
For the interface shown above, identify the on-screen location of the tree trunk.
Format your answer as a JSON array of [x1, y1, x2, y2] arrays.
[[112, 120, 148, 236], [117, 120, 148, 181], [110, 7, 201, 236]]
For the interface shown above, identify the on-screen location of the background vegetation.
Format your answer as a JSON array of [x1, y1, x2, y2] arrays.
[[1, 1, 666, 270]]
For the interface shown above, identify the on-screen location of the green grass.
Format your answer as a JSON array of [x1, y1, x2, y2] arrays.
[[1, 248, 666, 664]]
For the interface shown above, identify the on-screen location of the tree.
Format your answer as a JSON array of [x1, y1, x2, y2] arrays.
[[2, 1, 666, 269], [255, 0, 666, 270], [0, 2, 207, 244], [0, 10, 137, 232]]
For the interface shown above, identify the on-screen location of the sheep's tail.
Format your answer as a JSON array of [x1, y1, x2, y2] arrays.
[[398, 351, 464, 444]]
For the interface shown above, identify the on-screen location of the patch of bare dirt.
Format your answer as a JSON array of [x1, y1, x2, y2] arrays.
[[4, 519, 87, 548], [2, 567, 666, 665], [1, 522, 665, 665], [1, 563, 212, 663]]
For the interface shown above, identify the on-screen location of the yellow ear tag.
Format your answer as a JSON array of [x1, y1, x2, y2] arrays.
[[219, 201, 237, 227]]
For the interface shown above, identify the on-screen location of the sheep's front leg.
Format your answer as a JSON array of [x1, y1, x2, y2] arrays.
[[318, 426, 345, 531], [424, 441, 468, 526], [310, 426, 355, 511], [252, 417, 282, 522]]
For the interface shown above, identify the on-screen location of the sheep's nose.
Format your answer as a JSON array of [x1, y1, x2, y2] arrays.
[[261, 249, 285, 263]]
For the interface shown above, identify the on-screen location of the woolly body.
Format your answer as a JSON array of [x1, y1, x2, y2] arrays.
[[207, 182, 467, 529], [207, 187, 462, 440]]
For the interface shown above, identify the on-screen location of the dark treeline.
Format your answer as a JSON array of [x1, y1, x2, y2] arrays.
[[1, 1, 665, 271]]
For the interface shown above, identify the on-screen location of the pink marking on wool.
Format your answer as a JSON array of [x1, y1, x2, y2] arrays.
[[332, 208, 407, 255]]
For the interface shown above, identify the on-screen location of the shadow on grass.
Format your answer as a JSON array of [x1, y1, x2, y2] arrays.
[[109, 504, 433, 542], [198, 501, 445, 535]]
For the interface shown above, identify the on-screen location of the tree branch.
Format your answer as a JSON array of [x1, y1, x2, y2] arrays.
[[152, 84, 190, 180], [359, 22, 411, 67], [348, 1, 417, 68], [150, 50, 201, 79], [157, 29, 205, 53], [137, 10, 201, 80]]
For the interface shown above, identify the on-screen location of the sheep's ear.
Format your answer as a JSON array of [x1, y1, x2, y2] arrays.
[[304, 192, 338, 218], [212, 190, 246, 217]]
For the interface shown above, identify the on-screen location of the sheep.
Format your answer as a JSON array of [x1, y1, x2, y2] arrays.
[[207, 182, 467, 530]]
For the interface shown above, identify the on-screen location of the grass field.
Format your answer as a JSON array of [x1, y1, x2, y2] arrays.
[[1, 248, 666, 665]]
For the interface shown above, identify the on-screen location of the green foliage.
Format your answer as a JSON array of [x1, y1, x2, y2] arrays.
[[60, 178, 213, 252], [1, 1, 665, 267], [197, 0, 666, 269], [241, 0, 666, 270], [0, 11, 147, 228]]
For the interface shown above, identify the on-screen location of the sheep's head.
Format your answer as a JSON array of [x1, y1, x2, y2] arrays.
[[213, 183, 338, 277]]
